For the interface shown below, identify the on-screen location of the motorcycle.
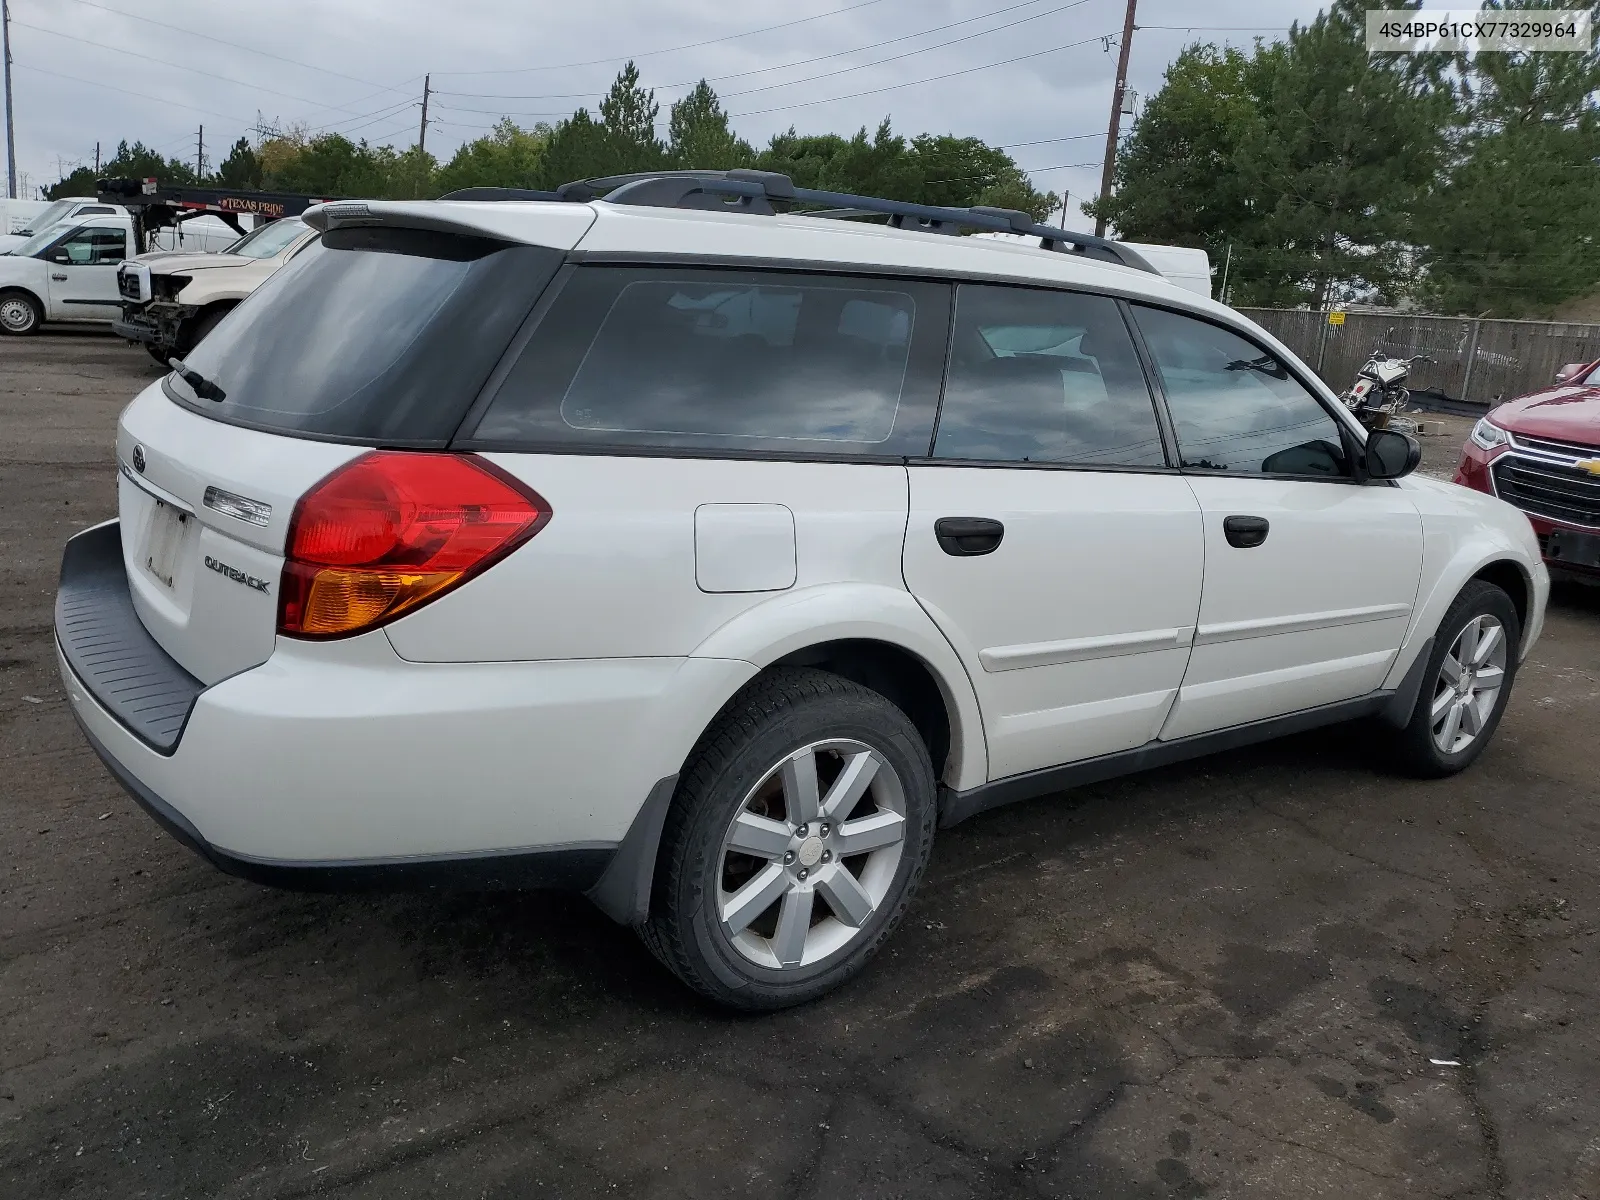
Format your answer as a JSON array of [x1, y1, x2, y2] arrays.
[[1341, 348, 1433, 431]]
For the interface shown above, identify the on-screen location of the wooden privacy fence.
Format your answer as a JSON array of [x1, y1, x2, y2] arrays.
[[1237, 308, 1600, 409]]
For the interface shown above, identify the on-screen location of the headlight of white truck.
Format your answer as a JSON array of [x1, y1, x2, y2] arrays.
[[118, 262, 152, 304]]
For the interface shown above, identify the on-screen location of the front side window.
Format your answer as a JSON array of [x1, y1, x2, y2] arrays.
[[934, 285, 1166, 467], [469, 267, 946, 456], [53, 227, 127, 266], [1134, 305, 1350, 478]]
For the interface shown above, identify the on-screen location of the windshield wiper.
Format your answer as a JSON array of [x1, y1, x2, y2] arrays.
[[168, 357, 227, 402]]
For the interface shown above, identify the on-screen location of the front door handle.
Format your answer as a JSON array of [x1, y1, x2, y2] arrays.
[[51, 273, 68, 281], [935, 517, 1005, 556], [1223, 515, 1270, 548]]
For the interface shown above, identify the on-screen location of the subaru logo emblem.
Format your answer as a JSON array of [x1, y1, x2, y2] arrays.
[[132, 444, 146, 474]]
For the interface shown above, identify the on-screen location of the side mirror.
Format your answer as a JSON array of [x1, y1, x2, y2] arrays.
[[47, 251, 70, 264], [1555, 363, 1588, 384], [1363, 429, 1420, 480]]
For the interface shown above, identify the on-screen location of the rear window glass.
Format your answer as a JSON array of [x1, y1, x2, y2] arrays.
[[166, 227, 562, 445], [466, 267, 947, 456]]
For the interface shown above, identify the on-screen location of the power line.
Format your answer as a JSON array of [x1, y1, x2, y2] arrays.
[[15, 61, 249, 122], [433, 0, 895, 77], [436, 0, 1078, 101], [54, 0, 411, 94], [721, 0, 1094, 101], [729, 30, 1114, 118], [10, 17, 393, 116]]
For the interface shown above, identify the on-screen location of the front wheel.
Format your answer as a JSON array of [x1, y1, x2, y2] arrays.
[[641, 668, 937, 1010], [1389, 580, 1520, 777], [0, 290, 41, 336]]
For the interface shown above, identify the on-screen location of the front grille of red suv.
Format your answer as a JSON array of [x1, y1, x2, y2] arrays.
[[1492, 456, 1600, 529]]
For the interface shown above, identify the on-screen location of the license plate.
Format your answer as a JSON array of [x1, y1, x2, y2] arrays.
[[143, 500, 190, 589], [1547, 528, 1600, 570]]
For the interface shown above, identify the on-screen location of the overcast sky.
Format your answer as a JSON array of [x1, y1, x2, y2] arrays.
[[11, 0, 1326, 230]]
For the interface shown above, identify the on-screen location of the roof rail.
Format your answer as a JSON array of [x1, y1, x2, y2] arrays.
[[439, 186, 566, 202], [556, 169, 1158, 275]]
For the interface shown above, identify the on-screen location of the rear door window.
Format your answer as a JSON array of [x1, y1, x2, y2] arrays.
[[934, 284, 1168, 467], [466, 267, 948, 457], [167, 226, 563, 444]]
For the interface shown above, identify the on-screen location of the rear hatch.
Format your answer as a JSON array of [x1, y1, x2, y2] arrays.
[[112, 202, 594, 684]]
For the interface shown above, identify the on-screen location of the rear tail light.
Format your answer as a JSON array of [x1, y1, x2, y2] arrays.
[[278, 452, 549, 639]]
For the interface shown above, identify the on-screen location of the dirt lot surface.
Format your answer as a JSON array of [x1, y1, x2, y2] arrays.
[[3, 332, 1599, 1199]]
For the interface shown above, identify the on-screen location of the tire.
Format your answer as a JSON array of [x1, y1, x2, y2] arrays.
[[641, 667, 937, 1011], [1389, 579, 1521, 777], [179, 306, 231, 354], [0, 290, 41, 336]]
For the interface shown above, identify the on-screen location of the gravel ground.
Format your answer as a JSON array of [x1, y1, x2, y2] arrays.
[[3, 331, 1599, 1199]]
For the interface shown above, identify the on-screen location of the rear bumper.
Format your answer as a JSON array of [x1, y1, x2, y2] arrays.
[[56, 521, 750, 896]]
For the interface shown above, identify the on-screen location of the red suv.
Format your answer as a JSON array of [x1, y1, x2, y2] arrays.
[[1456, 358, 1600, 579]]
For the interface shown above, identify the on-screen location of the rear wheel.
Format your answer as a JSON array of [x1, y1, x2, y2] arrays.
[[1390, 580, 1520, 777], [0, 290, 41, 336], [641, 668, 937, 1010]]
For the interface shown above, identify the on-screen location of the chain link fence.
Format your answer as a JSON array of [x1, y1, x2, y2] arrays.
[[1237, 308, 1600, 409]]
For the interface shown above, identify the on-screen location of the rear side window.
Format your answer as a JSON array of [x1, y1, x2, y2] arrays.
[[934, 285, 1167, 467], [167, 227, 563, 445], [467, 267, 948, 457]]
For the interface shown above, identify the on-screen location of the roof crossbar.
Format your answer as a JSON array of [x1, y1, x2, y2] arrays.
[[556, 169, 1157, 274]]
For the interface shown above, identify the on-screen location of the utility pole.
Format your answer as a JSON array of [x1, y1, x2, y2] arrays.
[[1094, 0, 1137, 238], [2, 0, 16, 200], [93, 141, 100, 173], [417, 74, 430, 156], [195, 125, 204, 180]]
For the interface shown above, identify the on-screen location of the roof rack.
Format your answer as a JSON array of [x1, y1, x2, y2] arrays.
[[438, 186, 566, 202], [555, 169, 1159, 275]]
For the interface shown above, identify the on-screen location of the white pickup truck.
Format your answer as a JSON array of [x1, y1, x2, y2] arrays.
[[0, 213, 137, 334], [0, 197, 236, 255]]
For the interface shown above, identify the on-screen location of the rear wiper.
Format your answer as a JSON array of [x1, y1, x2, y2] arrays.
[[167, 357, 226, 402]]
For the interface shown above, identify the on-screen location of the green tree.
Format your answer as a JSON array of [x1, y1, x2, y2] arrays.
[[905, 133, 1053, 217], [599, 61, 664, 173], [1418, 0, 1600, 315], [434, 119, 551, 194], [1087, 44, 1273, 264], [49, 139, 197, 198], [668, 80, 754, 170], [216, 137, 262, 190], [533, 108, 613, 187]]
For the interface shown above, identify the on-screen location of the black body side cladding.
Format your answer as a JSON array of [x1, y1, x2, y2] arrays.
[[940, 691, 1392, 828]]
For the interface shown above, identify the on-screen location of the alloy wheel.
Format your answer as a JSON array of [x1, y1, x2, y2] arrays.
[[716, 738, 907, 970], [1430, 614, 1508, 754]]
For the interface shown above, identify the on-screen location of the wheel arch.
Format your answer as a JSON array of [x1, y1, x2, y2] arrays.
[[687, 584, 987, 793], [0, 285, 45, 329], [1385, 545, 1540, 692]]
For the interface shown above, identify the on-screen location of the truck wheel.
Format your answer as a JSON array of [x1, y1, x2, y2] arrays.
[[641, 667, 937, 1010], [181, 307, 231, 353], [0, 290, 41, 336]]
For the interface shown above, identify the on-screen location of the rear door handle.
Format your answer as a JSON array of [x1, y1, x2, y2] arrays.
[[1223, 515, 1270, 548], [935, 517, 1005, 556]]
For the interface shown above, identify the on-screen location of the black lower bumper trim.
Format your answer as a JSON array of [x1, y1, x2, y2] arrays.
[[69, 702, 617, 894], [112, 318, 157, 344]]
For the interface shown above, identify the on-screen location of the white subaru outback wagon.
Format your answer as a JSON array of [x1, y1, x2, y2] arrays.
[[57, 170, 1548, 1009]]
